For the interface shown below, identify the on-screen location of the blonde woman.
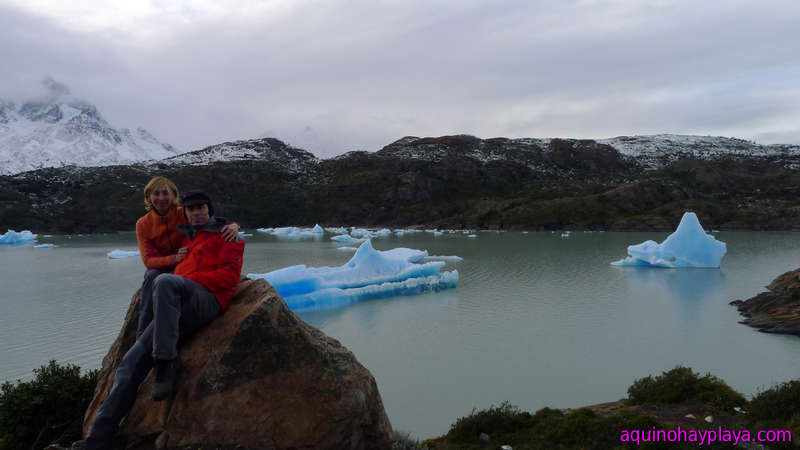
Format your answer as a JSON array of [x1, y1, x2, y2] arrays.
[[135, 176, 239, 337]]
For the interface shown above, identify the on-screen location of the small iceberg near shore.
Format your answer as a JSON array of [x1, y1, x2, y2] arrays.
[[34, 243, 55, 249], [107, 249, 141, 259], [0, 230, 37, 245], [331, 234, 367, 244], [256, 226, 323, 239], [247, 239, 458, 312], [611, 212, 726, 268]]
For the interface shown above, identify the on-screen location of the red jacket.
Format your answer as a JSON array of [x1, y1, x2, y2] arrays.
[[174, 219, 244, 310]]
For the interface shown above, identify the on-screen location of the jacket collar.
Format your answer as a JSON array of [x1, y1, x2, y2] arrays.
[[150, 205, 179, 218], [177, 216, 228, 240]]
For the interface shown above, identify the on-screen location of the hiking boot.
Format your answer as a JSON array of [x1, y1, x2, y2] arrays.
[[151, 358, 179, 401]]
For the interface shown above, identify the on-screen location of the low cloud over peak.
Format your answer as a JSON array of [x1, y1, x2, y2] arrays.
[[2, 0, 799, 157]]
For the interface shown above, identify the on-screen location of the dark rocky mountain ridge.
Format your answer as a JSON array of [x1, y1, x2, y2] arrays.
[[2, 134, 800, 233]]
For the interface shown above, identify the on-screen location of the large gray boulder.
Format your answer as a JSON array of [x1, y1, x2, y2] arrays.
[[83, 278, 393, 449]]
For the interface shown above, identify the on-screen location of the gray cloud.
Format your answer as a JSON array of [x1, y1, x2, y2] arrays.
[[2, 0, 799, 157]]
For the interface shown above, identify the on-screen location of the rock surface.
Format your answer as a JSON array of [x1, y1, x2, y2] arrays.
[[730, 268, 800, 336], [82, 278, 393, 449]]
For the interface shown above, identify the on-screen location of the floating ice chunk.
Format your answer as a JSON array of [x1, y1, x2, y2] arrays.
[[467, 234, 477, 238], [394, 228, 423, 236], [43, 234, 53, 238], [424, 255, 463, 262], [107, 249, 140, 259], [381, 247, 428, 263], [258, 226, 320, 239], [611, 212, 726, 268], [311, 224, 324, 234], [326, 226, 348, 234], [374, 228, 391, 237], [331, 234, 366, 244], [336, 246, 358, 251], [433, 231, 443, 236], [0, 229, 37, 245], [248, 239, 457, 312], [34, 243, 55, 248], [283, 272, 459, 313], [350, 228, 373, 238], [272, 227, 303, 236]]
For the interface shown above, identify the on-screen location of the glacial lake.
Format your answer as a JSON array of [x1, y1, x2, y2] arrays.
[[2, 231, 800, 439]]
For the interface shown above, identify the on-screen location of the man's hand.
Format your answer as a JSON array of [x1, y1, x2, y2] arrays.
[[221, 223, 241, 242], [175, 246, 189, 263]]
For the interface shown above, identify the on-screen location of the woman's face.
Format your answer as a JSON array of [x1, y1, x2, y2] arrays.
[[149, 187, 175, 215]]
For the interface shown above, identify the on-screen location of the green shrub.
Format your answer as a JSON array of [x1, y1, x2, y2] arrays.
[[546, 408, 662, 450], [627, 366, 745, 411], [0, 360, 99, 450], [445, 403, 664, 449], [447, 401, 532, 442], [748, 380, 800, 448], [748, 380, 800, 424]]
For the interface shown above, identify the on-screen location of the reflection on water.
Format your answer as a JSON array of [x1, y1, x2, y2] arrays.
[[2, 231, 800, 439], [621, 266, 726, 303]]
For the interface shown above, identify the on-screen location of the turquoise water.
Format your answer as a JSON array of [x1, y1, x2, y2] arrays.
[[1, 231, 799, 438]]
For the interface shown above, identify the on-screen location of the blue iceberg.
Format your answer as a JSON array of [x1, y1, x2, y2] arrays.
[[247, 239, 458, 312], [0, 229, 37, 245], [257, 226, 322, 239], [108, 249, 141, 259], [330, 234, 366, 244], [611, 212, 726, 268]]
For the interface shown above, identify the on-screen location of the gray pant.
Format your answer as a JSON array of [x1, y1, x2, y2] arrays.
[[86, 274, 220, 446], [137, 268, 171, 339], [151, 273, 221, 360]]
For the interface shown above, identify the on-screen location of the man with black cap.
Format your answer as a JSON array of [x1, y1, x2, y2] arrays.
[[74, 191, 244, 450]]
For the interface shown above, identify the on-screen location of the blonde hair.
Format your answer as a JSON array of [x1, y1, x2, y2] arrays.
[[143, 176, 180, 211]]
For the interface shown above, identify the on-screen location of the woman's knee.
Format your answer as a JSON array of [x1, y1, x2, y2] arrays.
[[143, 269, 164, 284]]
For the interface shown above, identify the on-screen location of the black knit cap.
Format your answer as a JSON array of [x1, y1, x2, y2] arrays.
[[181, 190, 214, 216]]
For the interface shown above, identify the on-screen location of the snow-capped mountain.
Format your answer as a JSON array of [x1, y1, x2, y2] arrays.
[[156, 137, 319, 174], [0, 88, 179, 175], [597, 134, 800, 169], [377, 134, 800, 170]]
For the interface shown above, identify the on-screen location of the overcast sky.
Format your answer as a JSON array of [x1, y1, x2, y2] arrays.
[[1, 0, 799, 157]]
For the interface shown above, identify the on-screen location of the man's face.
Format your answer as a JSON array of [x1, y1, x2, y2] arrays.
[[186, 203, 210, 227]]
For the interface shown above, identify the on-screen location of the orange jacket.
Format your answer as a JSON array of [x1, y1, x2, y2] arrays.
[[135, 206, 187, 269], [174, 220, 244, 310]]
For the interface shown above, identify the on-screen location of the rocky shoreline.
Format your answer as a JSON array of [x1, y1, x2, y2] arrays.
[[730, 268, 800, 337]]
